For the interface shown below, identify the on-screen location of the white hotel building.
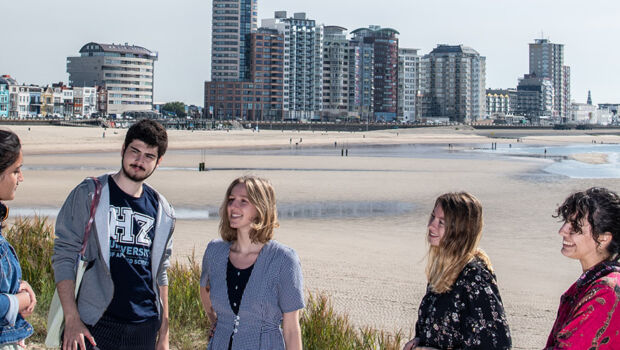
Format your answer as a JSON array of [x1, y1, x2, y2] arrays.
[[67, 42, 157, 115]]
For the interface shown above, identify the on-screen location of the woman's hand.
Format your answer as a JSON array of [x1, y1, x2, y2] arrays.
[[18, 280, 36, 316], [209, 322, 217, 339], [403, 338, 419, 350], [200, 285, 218, 341]]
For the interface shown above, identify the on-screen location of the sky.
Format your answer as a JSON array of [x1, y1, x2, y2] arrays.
[[2, 0, 619, 107]]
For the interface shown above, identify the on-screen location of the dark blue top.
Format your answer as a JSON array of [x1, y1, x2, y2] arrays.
[[227, 259, 254, 315], [226, 259, 254, 350], [104, 176, 159, 322]]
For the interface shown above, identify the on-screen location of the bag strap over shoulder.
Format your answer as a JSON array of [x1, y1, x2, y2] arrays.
[[81, 177, 102, 256]]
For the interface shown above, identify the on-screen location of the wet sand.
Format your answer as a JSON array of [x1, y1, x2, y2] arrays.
[[5, 125, 620, 349], [570, 153, 609, 164]]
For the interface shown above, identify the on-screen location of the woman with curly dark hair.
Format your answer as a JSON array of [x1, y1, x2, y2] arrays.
[[545, 187, 620, 349]]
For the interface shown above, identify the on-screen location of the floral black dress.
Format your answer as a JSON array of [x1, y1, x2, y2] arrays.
[[415, 257, 512, 349]]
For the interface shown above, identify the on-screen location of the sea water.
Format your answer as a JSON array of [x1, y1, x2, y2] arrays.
[[482, 144, 620, 179], [9, 201, 414, 220]]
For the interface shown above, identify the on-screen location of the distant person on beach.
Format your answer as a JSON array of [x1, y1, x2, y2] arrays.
[[52, 120, 175, 350], [200, 176, 304, 350], [545, 187, 620, 349], [403, 192, 511, 350], [0, 130, 36, 349]]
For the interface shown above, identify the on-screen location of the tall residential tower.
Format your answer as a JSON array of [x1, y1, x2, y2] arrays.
[[528, 38, 570, 119], [420, 45, 486, 122], [211, 0, 258, 81], [321, 26, 350, 120], [262, 11, 323, 120], [350, 26, 399, 122], [398, 48, 420, 122]]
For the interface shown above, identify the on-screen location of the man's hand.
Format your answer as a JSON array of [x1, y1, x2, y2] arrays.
[[62, 315, 96, 350], [57, 280, 96, 350], [155, 317, 169, 350], [18, 280, 36, 316], [156, 337, 169, 350], [156, 285, 170, 350]]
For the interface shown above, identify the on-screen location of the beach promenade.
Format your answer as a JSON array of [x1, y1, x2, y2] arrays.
[[7, 125, 620, 349]]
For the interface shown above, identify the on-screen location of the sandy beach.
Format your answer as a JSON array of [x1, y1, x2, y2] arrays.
[[4, 125, 620, 349]]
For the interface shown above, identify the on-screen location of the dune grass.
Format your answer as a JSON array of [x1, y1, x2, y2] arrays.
[[5, 217, 406, 349], [4, 216, 56, 344]]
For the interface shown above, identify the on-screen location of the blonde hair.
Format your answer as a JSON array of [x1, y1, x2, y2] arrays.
[[219, 176, 280, 243], [425, 192, 493, 293]]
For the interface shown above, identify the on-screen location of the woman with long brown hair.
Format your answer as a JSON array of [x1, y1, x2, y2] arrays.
[[404, 192, 511, 350]]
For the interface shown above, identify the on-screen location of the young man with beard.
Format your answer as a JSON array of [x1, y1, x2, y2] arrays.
[[52, 119, 175, 350]]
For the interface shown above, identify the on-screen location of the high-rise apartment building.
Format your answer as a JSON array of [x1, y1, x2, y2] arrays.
[[348, 38, 374, 120], [420, 45, 486, 122], [398, 48, 419, 122], [205, 28, 286, 120], [350, 26, 399, 122], [67, 42, 157, 115], [528, 38, 571, 119], [561, 65, 571, 119], [321, 26, 350, 120], [262, 11, 323, 120], [515, 73, 553, 122], [211, 0, 258, 81]]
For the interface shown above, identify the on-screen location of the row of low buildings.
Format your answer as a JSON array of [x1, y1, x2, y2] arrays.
[[486, 87, 616, 125], [1, 42, 159, 119], [205, 6, 488, 123], [0, 76, 100, 119]]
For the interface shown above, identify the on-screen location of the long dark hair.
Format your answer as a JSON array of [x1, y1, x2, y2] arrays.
[[0, 130, 21, 174], [555, 187, 620, 262], [0, 130, 21, 226]]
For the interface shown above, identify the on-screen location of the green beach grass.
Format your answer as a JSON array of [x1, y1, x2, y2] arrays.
[[5, 217, 405, 349]]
